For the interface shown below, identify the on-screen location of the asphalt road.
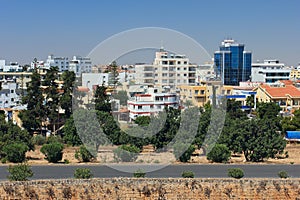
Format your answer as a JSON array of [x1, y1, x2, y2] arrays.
[[0, 164, 300, 180]]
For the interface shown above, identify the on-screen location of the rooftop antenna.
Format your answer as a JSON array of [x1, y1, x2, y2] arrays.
[[160, 40, 164, 52]]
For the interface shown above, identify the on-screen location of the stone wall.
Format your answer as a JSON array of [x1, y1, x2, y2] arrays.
[[0, 178, 300, 199]]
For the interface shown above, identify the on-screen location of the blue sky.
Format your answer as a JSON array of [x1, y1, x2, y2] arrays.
[[0, 0, 299, 66]]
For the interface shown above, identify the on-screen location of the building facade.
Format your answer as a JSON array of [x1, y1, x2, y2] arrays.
[[214, 39, 252, 85], [0, 81, 21, 108], [44, 55, 69, 71], [0, 60, 23, 72], [134, 49, 197, 90], [69, 56, 92, 77], [251, 60, 290, 83], [128, 87, 179, 120], [255, 82, 300, 112]]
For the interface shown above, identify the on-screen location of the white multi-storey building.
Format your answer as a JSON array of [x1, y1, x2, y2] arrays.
[[196, 63, 215, 83], [82, 73, 111, 91], [0, 81, 21, 108], [0, 60, 23, 72], [251, 60, 290, 83], [44, 55, 69, 71], [128, 87, 179, 120], [134, 49, 197, 90], [69, 56, 92, 77]]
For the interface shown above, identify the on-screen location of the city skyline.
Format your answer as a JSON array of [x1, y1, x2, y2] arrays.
[[0, 0, 299, 66]]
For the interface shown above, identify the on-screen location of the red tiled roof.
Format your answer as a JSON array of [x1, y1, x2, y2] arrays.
[[260, 84, 300, 98], [279, 80, 293, 85]]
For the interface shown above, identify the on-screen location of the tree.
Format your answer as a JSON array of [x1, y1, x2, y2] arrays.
[[108, 61, 119, 88], [151, 107, 181, 150], [60, 71, 76, 118], [241, 118, 286, 162], [44, 66, 60, 132], [62, 117, 82, 146], [3, 143, 28, 163], [75, 146, 94, 162], [40, 142, 64, 163], [281, 109, 300, 133], [7, 163, 33, 181], [0, 114, 34, 159], [256, 102, 281, 120], [74, 168, 93, 179], [19, 63, 45, 134], [173, 144, 196, 162], [112, 90, 128, 106], [207, 144, 231, 163], [113, 145, 140, 162], [94, 85, 111, 113], [134, 116, 151, 126]]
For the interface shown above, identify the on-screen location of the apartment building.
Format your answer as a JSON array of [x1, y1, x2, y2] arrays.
[[128, 87, 179, 120], [0, 60, 23, 72], [251, 60, 290, 83], [134, 49, 197, 90], [0, 81, 21, 108], [69, 56, 92, 77]]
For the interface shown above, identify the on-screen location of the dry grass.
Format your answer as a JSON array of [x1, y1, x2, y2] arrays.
[[15, 143, 300, 165]]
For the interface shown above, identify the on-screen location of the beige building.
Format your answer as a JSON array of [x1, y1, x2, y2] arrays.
[[255, 81, 300, 112], [135, 49, 197, 90], [179, 82, 233, 107]]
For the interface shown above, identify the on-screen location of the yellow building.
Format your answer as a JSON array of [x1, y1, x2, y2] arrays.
[[290, 69, 300, 79], [255, 82, 300, 111], [178, 82, 233, 107]]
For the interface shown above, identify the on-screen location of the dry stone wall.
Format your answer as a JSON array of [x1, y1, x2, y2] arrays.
[[1, 178, 300, 199]]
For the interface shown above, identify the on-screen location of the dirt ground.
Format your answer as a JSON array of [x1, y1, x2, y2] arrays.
[[19, 143, 300, 165]]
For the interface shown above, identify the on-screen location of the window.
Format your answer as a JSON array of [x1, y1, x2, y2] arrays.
[[11, 98, 14, 102], [162, 67, 168, 71], [184, 67, 187, 70], [162, 61, 168, 65], [177, 61, 181, 65], [184, 74, 187, 77], [150, 105, 154, 109], [184, 61, 187, 64], [169, 61, 174, 65], [10, 90, 14, 93], [177, 67, 180, 70], [138, 106, 142, 109], [177, 74, 180, 76]]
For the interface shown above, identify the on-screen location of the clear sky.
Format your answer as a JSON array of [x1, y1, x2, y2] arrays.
[[0, 0, 299, 66]]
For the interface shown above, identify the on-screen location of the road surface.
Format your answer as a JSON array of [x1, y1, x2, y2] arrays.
[[0, 164, 299, 180]]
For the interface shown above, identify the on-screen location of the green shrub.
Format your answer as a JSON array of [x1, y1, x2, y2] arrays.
[[46, 135, 63, 144], [31, 135, 46, 145], [278, 170, 289, 178], [40, 142, 64, 163], [228, 168, 244, 179], [1, 157, 7, 164], [74, 168, 93, 179], [181, 170, 195, 178], [113, 145, 140, 162], [7, 163, 33, 181], [133, 169, 146, 178], [75, 146, 94, 162], [207, 144, 231, 163], [173, 143, 196, 162], [3, 143, 28, 163], [64, 159, 70, 164]]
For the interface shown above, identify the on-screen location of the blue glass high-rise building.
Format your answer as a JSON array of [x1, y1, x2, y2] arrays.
[[214, 39, 252, 85]]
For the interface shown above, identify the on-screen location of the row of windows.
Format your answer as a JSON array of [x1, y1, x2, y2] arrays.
[[161, 61, 188, 65]]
